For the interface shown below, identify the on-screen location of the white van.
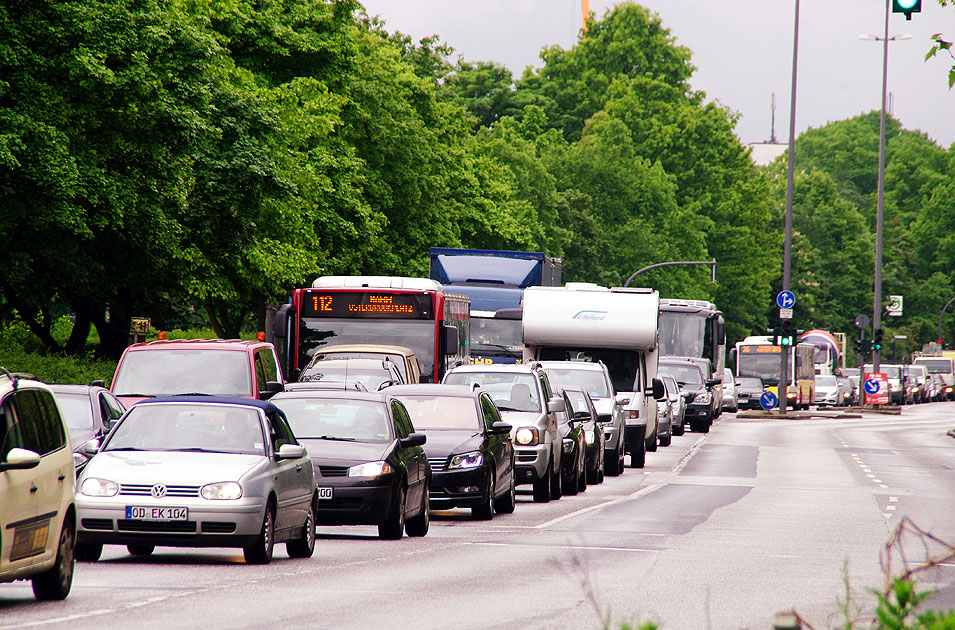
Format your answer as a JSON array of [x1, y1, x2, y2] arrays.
[[0, 371, 76, 599]]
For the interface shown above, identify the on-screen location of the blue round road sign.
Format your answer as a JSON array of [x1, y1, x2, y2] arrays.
[[864, 378, 880, 395], [776, 290, 796, 309], [760, 391, 778, 410]]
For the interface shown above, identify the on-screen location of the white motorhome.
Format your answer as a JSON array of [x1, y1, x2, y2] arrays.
[[522, 284, 664, 468]]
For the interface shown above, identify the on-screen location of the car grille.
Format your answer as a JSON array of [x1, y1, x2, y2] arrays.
[[81, 518, 113, 531], [516, 453, 537, 463], [201, 521, 237, 534], [318, 466, 348, 477], [120, 484, 201, 498], [118, 520, 197, 533], [428, 457, 447, 472]]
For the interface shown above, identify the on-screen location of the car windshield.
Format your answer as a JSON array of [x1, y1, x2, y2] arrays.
[[737, 377, 763, 388], [53, 393, 95, 431], [112, 349, 252, 397], [914, 359, 951, 374], [659, 364, 704, 385], [816, 376, 837, 387], [444, 372, 541, 412], [104, 404, 265, 456], [300, 361, 396, 390], [313, 351, 410, 383], [272, 398, 392, 443], [394, 395, 480, 431], [543, 367, 610, 398]]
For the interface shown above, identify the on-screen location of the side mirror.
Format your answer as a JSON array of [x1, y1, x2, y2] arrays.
[[443, 325, 459, 355], [276, 443, 306, 460], [705, 379, 718, 389], [547, 398, 566, 413], [614, 393, 631, 407], [717, 316, 726, 345], [490, 421, 512, 435], [650, 378, 666, 401], [377, 380, 395, 391], [82, 439, 101, 456], [272, 304, 294, 340], [399, 433, 427, 449], [0, 448, 41, 472], [259, 381, 285, 400], [89, 379, 106, 388], [288, 368, 301, 382]]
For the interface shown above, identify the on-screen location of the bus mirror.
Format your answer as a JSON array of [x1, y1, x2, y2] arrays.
[[443, 325, 459, 355], [728, 348, 736, 365], [717, 316, 726, 345], [272, 304, 294, 339]]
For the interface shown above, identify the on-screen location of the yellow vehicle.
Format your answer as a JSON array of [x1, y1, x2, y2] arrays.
[[735, 336, 815, 409]]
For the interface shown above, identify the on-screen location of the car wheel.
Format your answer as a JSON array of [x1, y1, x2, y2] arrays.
[[672, 421, 685, 437], [577, 459, 588, 493], [630, 437, 646, 469], [660, 428, 672, 447], [532, 460, 552, 503], [286, 500, 316, 557], [32, 519, 74, 601], [646, 431, 657, 453], [493, 472, 516, 514], [75, 542, 102, 562], [472, 474, 495, 520], [549, 452, 563, 500], [564, 456, 580, 496], [405, 486, 430, 537], [244, 504, 275, 564], [378, 485, 406, 540], [587, 461, 601, 485], [605, 448, 620, 476], [127, 545, 155, 557]]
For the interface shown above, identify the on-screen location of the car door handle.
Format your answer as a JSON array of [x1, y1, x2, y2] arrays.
[[296, 465, 303, 473], [30, 484, 38, 494], [58, 473, 66, 482]]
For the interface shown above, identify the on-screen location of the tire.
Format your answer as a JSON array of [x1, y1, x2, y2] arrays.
[[532, 461, 552, 503], [405, 486, 430, 537], [127, 544, 155, 556], [630, 437, 646, 469], [646, 431, 657, 453], [549, 453, 562, 500], [586, 461, 601, 485], [286, 500, 316, 557], [493, 472, 516, 514], [243, 504, 275, 564], [672, 422, 685, 437], [577, 461, 587, 493], [32, 519, 74, 601], [471, 475, 495, 520], [75, 542, 102, 562], [660, 428, 672, 448], [378, 485, 406, 540], [605, 448, 621, 476], [563, 458, 580, 496]]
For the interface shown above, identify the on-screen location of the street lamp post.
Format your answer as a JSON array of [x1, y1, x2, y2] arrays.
[[859, 6, 912, 376]]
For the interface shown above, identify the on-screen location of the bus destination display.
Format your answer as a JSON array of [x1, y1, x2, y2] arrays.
[[301, 291, 432, 319]]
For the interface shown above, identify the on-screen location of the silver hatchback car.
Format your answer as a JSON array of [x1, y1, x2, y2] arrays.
[[76, 396, 317, 564]]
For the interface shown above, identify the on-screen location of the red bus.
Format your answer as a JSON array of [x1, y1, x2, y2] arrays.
[[269, 276, 470, 383]]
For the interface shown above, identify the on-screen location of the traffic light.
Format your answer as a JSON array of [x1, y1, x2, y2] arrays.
[[892, 0, 921, 20], [854, 337, 863, 354], [873, 328, 884, 352], [771, 326, 781, 345], [860, 339, 872, 354], [780, 320, 794, 347]]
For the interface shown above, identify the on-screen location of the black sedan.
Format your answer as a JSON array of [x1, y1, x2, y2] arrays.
[[270, 390, 430, 539], [735, 376, 765, 410], [389, 384, 515, 520], [48, 382, 126, 473], [559, 387, 605, 485]]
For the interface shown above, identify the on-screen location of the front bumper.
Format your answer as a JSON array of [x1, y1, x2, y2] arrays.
[[429, 466, 490, 509], [513, 443, 551, 486], [684, 403, 711, 420], [77, 495, 265, 548]]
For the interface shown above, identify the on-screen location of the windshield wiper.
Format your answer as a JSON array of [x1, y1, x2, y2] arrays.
[[104, 447, 145, 452], [115, 393, 155, 398], [310, 435, 357, 442]]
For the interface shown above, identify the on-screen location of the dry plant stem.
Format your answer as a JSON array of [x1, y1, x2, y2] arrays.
[[880, 516, 955, 594]]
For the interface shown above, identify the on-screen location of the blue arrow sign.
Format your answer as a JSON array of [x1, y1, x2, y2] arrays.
[[760, 391, 778, 410], [864, 378, 881, 395], [776, 290, 796, 309]]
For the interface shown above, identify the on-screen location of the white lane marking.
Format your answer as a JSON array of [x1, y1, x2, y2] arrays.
[[0, 609, 116, 629], [886, 505, 897, 511], [879, 484, 889, 489], [889, 497, 898, 503], [884, 513, 893, 518], [671, 435, 709, 475], [466, 541, 660, 553], [535, 483, 663, 529], [873, 479, 883, 483]]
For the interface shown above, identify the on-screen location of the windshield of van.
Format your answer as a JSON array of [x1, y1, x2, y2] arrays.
[[112, 350, 252, 398]]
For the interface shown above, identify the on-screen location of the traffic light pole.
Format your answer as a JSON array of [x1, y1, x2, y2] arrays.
[[780, 0, 800, 415], [872, 0, 890, 373]]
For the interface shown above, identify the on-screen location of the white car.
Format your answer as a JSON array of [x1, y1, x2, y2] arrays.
[[76, 396, 316, 564], [813, 375, 839, 407], [721, 368, 738, 412], [0, 370, 76, 600]]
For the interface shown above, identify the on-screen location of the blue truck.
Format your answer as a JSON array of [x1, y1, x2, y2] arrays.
[[428, 248, 562, 364]]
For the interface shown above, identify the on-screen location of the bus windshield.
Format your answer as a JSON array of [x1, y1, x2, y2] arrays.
[[299, 319, 436, 382], [659, 312, 706, 358], [470, 317, 522, 354]]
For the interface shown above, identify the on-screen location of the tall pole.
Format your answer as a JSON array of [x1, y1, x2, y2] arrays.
[[780, 0, 800, 414], [872, 0, 889, 373]]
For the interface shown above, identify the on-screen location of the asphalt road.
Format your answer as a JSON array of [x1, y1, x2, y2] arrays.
[[3, 403, 955, 630]]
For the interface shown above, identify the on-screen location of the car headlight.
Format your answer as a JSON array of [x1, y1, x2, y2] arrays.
[[693, 392, 711, 404], [200, 481, 243, 500], [80, 477, 119, 497], [448, 452, 483, 470], [348, 460, 393, 477], [909, 387, 919, 394], [515, 427, 539, 446]]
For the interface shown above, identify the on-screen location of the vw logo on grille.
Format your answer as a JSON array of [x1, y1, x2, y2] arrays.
[[150, 484, 168, 498]]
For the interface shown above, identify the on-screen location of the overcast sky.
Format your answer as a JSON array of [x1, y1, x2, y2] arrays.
[[359, 0, 955, 149]]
